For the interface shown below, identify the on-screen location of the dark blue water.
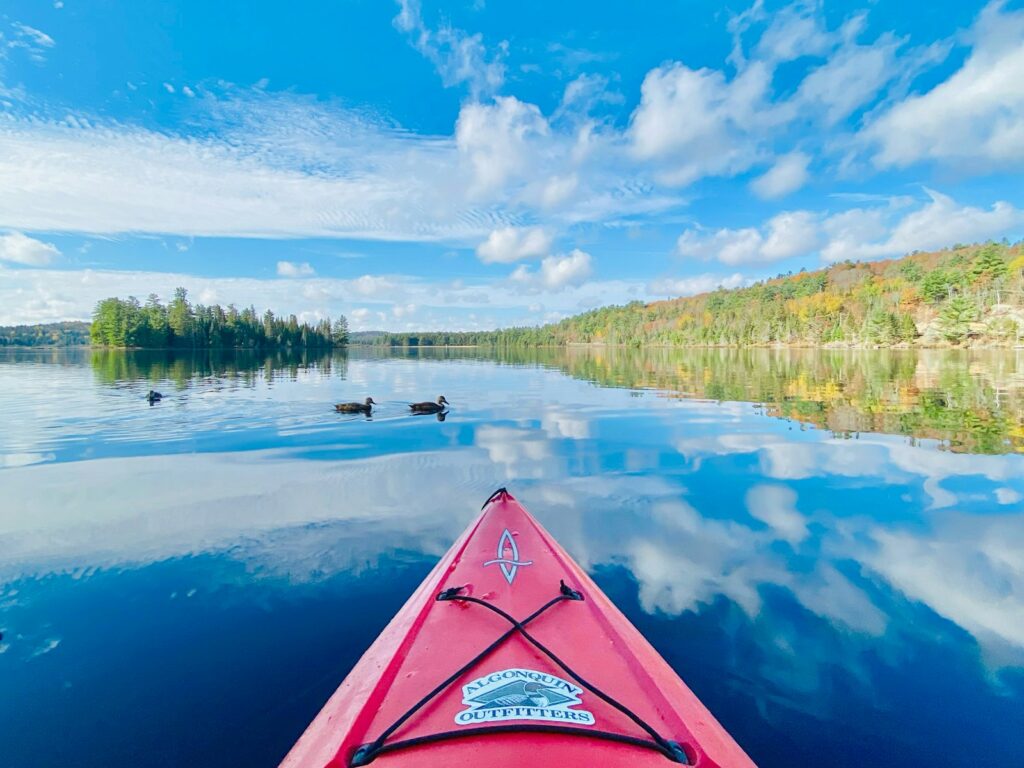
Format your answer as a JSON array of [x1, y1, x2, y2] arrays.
[[2, 347, 1023, 767]]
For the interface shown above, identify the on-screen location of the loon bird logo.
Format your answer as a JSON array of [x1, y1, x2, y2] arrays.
[[483, 528, 533, 584], [455, 668, 596, 726]]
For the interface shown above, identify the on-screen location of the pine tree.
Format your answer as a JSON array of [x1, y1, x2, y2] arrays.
[[332, 316, 350, 346], [938, 296, 980, 342], [168, 287, 193, 346]]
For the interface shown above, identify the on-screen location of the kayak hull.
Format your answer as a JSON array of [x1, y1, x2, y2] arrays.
[[281, 489, 756, 768]]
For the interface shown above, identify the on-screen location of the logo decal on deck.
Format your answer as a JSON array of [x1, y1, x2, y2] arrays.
[[454, 668, 595, 726], [483, 528, 533, 584]]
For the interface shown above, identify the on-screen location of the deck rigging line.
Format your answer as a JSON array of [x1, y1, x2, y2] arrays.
[[350, 580, 691, 766]]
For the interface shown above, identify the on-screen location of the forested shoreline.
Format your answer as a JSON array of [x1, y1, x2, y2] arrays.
[[7, 241, 1024, 350], [1, 321, 91, 347], [89, 289, 349, 349], [359, 241, 1024, 349]]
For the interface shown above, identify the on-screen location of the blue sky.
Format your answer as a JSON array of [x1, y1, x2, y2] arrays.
[[1, 0, 1023, 330]]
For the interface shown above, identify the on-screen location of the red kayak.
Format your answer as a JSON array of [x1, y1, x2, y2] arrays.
[[281, 488, 756, 767]]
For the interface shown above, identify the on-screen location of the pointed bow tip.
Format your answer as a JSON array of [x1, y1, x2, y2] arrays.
[[481, 486, 513, 510]]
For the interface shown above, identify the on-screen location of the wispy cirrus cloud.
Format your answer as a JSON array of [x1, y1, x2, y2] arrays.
[[393, 0, 505, 98], [9, 22, 56, 63]]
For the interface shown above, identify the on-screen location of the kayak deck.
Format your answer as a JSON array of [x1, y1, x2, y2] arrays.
[[281, 489, 756, 767]]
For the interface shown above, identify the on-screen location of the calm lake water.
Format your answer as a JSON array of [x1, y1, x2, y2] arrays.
[[2, 346, 1023, 767]]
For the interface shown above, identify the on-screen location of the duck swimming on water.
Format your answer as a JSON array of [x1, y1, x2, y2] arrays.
[[146, 390, 163, 404], [335, 397, 375, 414], [409, 395, 448, 414]]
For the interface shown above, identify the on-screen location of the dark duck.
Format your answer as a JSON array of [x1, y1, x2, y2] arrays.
[[335, 397, 376, 414], [146, 390, 163, 404], [409, 395, 448, 414]]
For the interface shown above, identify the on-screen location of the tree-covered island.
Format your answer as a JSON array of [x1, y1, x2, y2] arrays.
[[90, 288, 349, 349]]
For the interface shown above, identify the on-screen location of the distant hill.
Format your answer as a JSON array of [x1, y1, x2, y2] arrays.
[[349, 331, 389, 344], [367, 241, 1024, 348], [0, 321, 91, 347]]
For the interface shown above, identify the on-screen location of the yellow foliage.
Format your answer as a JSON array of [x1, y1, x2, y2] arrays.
[[899, 286, 921, 307], [785, 293, 844, 320]]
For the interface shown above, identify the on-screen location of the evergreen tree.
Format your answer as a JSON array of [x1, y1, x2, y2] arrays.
[[89, 291, 346, 349], [168, 287, 193, 346], [970, 243, 1008, 282], [938, 296, 980, 342], [332, 316, 350, 345], [921, 270, 952, 304]]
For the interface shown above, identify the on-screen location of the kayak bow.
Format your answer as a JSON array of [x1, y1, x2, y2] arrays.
[[281, 488, 756, 768]]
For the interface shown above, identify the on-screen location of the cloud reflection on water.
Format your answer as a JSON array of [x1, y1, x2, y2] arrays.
[[3, 399, 1022, 678]]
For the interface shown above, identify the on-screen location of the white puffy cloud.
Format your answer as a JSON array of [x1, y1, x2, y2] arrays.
[[677, 191, 1023, 266], [762, 210, 823, 260], [455, 96, 549, 197], [510, 249, 593, 292], [626, 1, 949, 190], [750, 151, 810, 199], [0, 231, 60, 266], [677, 226, 761, 265], [820, 190, 1024, 263], [647, 272, 748, 297], [276, 260, 315, 278], [677, 210, 822, 265], [391, 303, 417, 319], [475, 226, 553, 263], [868, 1, 1024, 168], [628, 61, 770, 185], [819, 206, 891, 263], [540, 249, 592, 289]]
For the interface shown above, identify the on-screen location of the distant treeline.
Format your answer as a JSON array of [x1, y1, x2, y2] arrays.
[[0, 321, 91, 347], [90, 288, 348, 349], [356, 241, 1024, 348], [351, 330, 509, 347]]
